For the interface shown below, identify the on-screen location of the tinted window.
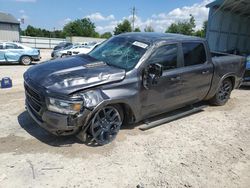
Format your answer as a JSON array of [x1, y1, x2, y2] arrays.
[[6, 43, 18, 49], [0, 43, 3, 49], [148, 44, 178, 71], [182, 42, 206, 66]]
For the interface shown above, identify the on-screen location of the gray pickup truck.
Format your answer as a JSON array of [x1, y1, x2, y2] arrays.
[[24, 33, 246, 145]]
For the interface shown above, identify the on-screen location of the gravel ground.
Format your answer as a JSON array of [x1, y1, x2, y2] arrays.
[[0, 53, 249, 188]]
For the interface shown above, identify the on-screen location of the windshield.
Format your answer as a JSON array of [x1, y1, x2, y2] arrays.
[[89, 37, 148, 71]]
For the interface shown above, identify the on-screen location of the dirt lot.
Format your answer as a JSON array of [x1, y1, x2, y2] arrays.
[[0, 51, 250, 187]]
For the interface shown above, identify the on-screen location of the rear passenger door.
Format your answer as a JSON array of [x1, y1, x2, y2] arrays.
[[4, 43, 22, 62], [179, 42, 213, 103]]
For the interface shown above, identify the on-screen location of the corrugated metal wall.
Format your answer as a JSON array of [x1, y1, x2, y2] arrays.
[[0, 23, 20, 41], [207, 7, 250, 55]]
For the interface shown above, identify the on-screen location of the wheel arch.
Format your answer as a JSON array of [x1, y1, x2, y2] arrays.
[[205, 73, 236, 100], [19, 54, 32, 62], [219, 73, 236, 89], [226, 76, 236, 89], [82, 101, 137, 133], [115, 102, 136, 126]]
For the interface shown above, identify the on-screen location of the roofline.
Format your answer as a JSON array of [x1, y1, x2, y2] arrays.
[[206, 0, 224, 8], [0, 21, 20, 25]]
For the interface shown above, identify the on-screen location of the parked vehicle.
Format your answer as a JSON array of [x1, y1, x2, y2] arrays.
[[242, 56, 250, 86], [57, 42, 101, 58], [24, 32, 246, 145], [69, 42, 101, 55], [53, 42, 72, 51], [54, 45, 81, 58], [0, 42, 40, 65], [51, 42, 72, 58]]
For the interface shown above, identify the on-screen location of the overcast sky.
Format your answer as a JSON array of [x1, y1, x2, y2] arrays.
[[0, 0, 213, 34]]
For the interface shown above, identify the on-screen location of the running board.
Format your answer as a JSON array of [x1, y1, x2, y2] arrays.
[[139, 105, 208, 131]]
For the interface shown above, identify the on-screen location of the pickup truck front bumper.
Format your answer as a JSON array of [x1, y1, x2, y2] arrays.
[[26, 102, 87, 136], [26, 101, 91, 136], [24, 81, 92, 136]]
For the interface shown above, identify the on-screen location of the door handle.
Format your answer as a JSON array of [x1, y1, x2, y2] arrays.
[[202, 70, 210, 75], [170, 76, 181, 81]]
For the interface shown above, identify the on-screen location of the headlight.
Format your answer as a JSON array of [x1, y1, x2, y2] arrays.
[[47, 98, 83, 115], [80, 90, 103, 108]]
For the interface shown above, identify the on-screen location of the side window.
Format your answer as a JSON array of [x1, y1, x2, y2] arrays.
[[6, 43, 18, 49], [148, 44, 178, 71], [182, 42, 207, 66], [0, 43, 3, 49], [17, 45, 24, 49]]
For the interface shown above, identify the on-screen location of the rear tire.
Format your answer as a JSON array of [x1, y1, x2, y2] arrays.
[[209, 78, 233, 106], [20, 56, 32, 65]]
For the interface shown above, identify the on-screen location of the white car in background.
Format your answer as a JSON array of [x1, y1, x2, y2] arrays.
[[69, 42, 101, 55], [56, 45, 80, 58]]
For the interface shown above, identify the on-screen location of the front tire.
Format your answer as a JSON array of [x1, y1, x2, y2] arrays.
[[209, 78, 233, 106], [20, 56, 32, 65], [89, 105, 124, 145]]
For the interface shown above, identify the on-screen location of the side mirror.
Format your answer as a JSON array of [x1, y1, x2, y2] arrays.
[[148, 63, 163, 77], [143, 63, 163, 89]]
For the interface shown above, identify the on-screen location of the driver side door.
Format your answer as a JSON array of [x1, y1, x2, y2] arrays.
[[140, 43, 185, 118]]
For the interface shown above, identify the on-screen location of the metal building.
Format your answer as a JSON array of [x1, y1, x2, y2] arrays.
[[0, 12, 20, 42], [206, 0, 250, 55]]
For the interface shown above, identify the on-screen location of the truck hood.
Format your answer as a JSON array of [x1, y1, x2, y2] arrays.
[[24, 55, 125, 95]]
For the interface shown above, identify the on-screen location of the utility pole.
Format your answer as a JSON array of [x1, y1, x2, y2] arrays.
[[131, 6, 137, 31]]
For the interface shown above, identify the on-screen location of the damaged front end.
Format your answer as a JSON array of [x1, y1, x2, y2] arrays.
[[25, 80, 109, 136], [24, 56, 125, 136]]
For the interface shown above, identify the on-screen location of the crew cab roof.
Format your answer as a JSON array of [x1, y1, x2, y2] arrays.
[[118, 32, 205, 45]]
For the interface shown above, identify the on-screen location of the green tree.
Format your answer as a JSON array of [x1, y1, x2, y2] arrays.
[[54, 30, 66, 38], [113, 19, 132, 35], [101, 32, 112, 39], [166, 15, 196, 36], [25, 25, 37, 36], [63, 18, 97, 37], [144, 25, 154, 32], [134, 27, 141, 32], [21, 25, 65, 38], [194, 20, 208, 38]]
